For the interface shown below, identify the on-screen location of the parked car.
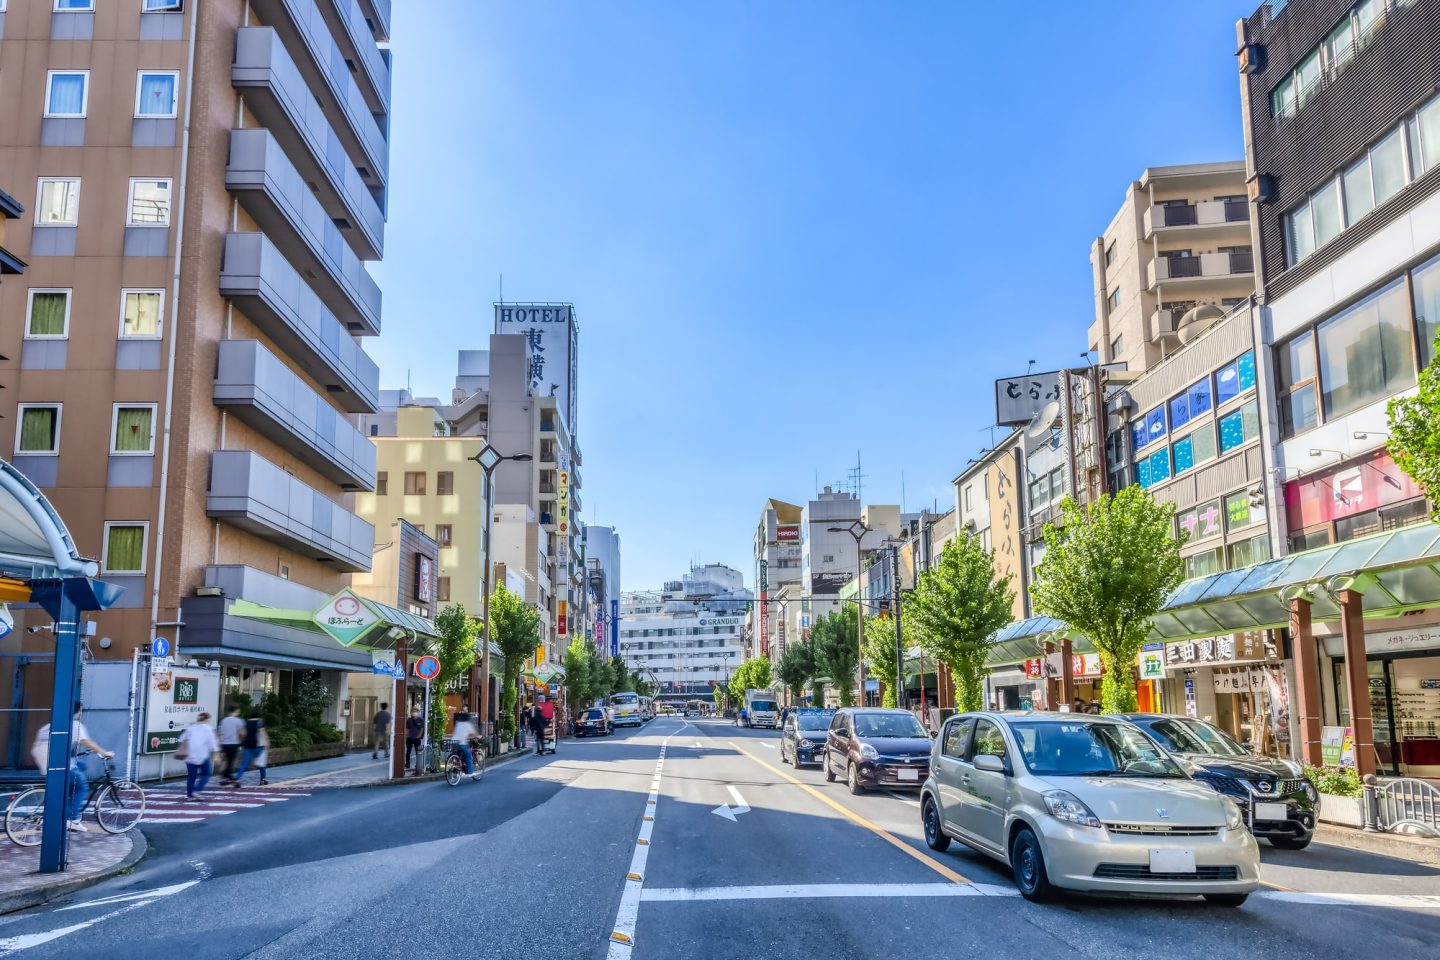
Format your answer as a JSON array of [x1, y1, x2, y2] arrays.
[[573, 707, 612, 738], [781, 709, 835, 767], [1118, 713, 1318, 849], [823, 708, 932, 793], [920, 712, 1259, 905]]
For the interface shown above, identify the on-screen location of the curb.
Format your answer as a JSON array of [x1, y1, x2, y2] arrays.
[[310, 745, 538, 789], [1314, 823, 1440, 865], [0, 829, 148, 917]]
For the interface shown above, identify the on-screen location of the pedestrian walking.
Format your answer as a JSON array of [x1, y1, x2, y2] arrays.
[[405, 706, 424, 771], [30, 702, 114, 833], [232, 707, 269, 788], [372, 702, 392, 760], [530, 698, 552, 755], [176, 711, 219, 801], [218, 705, 245, 784]]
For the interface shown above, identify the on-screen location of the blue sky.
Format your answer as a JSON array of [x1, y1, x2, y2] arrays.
[[372, 1, 1251, 593]]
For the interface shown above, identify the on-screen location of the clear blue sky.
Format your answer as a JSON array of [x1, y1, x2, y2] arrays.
[[372, 1, 1251, 593]]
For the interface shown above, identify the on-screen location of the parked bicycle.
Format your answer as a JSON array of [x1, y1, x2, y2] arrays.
[[4, 752, 146, 846], [443, 737, 488, 786]]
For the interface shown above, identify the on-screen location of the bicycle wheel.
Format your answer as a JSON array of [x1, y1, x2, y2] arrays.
[[471, 746, 488, 782], [5, 787, 46, 847], [444, 753, 464, 786], [95, 780, 145, 834]]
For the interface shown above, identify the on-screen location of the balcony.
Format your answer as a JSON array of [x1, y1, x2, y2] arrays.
[[206, 450, 374, 572], [233, 28, 384, 260], [356, 0, 390, 42], [317, 0, 391, 114], [219, 232, 380, 413], [1143, 199, 1250, 239], [247, 0, 389, 187], [1147, 251, 1254, 288], [227, 128, 382, 334], [214, 339, 377, 490]]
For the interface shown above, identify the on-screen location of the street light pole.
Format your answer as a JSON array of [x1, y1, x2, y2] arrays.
[[829, 520, 869, 707], [890, 545, 904, 710]]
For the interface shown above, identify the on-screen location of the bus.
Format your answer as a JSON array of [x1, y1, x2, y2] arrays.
[[608, 692, 643, 727], [639, 696, 654, 722]]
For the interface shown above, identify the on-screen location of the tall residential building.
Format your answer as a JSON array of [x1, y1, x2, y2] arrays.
[[751, 498, 802, 658], [1089, 163, 1256, 373], [617, 564, 752, 698], [800, 489, 899, 623], [0, 2, 392, 708], [582, 523, 621, 651]]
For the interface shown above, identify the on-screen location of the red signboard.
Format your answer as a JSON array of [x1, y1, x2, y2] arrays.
[[1024, 658, 1044, 679], [1284, 451, 1422, 530], [775, 524, 800, 542]]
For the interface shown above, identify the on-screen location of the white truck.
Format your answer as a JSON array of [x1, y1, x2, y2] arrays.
[[744, 690, 780, 729]]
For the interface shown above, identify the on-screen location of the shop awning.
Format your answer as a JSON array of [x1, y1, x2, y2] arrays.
[[984, 616, 1097, 666]]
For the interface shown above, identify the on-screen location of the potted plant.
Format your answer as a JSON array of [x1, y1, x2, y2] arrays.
[[1305, 765, 1364, 827]]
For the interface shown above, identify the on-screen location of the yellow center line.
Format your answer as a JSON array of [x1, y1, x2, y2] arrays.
[[728, 741, 971, 886]]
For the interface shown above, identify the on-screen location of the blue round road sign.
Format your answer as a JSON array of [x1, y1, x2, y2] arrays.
[[152, 637, 170, 658], [414, 655, 440, 680]]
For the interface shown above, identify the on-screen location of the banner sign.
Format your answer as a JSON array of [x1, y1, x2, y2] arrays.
[[495, 303, 578, 431], [1138, 644, 1165, 680], [558, 599, 567, 636], [775, 524, 800, 542], [1166, 630, 1277, 669], [610, 598, 619, 658], [145, 665, 220, 754]]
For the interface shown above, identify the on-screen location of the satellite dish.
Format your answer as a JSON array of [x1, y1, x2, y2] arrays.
[[1177, 303, 1227, 344], [1024, 400, 1062, 439]]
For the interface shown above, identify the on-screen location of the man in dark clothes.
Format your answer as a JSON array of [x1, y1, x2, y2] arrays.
[[404, 706, 425, 771]]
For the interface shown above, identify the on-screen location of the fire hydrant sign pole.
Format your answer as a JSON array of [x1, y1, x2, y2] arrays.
[[414, 656, 441, 775]]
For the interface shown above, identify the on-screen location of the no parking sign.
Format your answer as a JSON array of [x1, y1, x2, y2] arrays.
[[414, 656, 440, 680]]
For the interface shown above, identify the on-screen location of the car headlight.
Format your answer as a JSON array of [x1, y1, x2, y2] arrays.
[[1042, 790, 1101, 828], [798, 739, 816, 748], [1221, 797, 1244, 830], [860, 743, 879, 761]]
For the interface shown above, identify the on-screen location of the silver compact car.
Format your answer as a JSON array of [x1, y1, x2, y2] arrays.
[[920, 712, 1260, 906]]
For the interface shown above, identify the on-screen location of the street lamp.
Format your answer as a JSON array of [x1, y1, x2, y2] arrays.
[[829, 520, 870, 705], [469, 444, 533, 747]]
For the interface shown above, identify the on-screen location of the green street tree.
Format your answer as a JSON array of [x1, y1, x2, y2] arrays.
[[1031, 488, 1186, 713], [862, 613, 909, 708], [490, 585, 541, 743], [907, 532, 1014, 712], [1389, 343, 1440, 520], [610, 655, 631, 695], [426, 605, 480, 758], [776, 637, 816, 705], [563, 637, 593, 713], [728, 655, 773, 708], [591, 657, 616, 701], [811, 606, 859, 707]]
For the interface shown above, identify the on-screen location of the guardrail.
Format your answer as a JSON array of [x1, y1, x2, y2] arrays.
[[1362, 775, 1440, 838]]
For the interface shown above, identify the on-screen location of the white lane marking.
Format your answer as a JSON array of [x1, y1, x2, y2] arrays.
[[0, 881, 199, 955], [642, 883, 978, 902], [139, 817, 204, 824], [56, 881, 199, 912], [1258, 890, 1440, 909], [885, 791, 922, 808], [711, 785, 751, 823], [760, 742, 776, 750]]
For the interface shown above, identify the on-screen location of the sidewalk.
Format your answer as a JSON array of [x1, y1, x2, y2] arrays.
[[1316, 823, 1440, 865], [0, 828, 146, 915], [154, 744, 539, 790]]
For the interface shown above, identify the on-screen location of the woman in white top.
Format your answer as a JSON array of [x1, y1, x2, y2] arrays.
[[177, 712, 220, 800]]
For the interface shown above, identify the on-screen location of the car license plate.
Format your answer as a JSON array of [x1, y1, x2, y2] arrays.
[[1255, 802, 1288, 822], [1149, 848, 1196, 873], [896, 768, 920, 781]]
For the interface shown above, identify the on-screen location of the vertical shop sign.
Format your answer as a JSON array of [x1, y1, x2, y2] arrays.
[[986, 450, 1026, 620]]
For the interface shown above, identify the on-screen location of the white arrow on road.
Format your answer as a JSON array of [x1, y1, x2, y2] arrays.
[[711, 785, 750, 822]]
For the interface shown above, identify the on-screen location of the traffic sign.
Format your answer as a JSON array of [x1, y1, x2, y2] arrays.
[[152, 637, 170, 658], [414, 656, 440, 680]]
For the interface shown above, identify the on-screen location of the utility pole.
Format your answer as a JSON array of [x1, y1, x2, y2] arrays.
[[890, 545, 904, 710]]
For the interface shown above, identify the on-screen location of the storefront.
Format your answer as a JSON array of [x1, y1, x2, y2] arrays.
[[1158, 630, 1292, 758]]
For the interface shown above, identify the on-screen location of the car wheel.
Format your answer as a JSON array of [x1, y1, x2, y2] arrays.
[[1010, 827, 1056, 903], [824, 751, 837, 782], [923, 797, 951, 852], [1203, 893, 1249, 907], [1268, 834, 1312, 850], [847, 763, 865, 795]]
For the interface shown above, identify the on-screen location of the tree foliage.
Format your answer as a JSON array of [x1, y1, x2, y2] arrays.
[[811, 606, 859, 707], [728, 655, 773, 707], [428, 605, 480, 753], [1031, 488, 1185, 713], [1388, 346, 1440, 521], [776, 637, 816, 704], [907, 533, 1014, 712], [563, 637, 593, 712], [490, 585, 540, 742], [862, 614, 908, 708]]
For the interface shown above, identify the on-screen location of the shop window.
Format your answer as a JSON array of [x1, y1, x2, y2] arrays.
[[1176, 500, 1223, 542], [1290, 526, 1334, 553], [1184, 548, 1224, 580], [1277, 330, 1320, 437], [1218, 400, 1261, 453], [1224, 490, 1265, 532], [1414, 252, 1440, 367], [1335, 497, 1429, 542], [1228, 534, 1271, 568], [1170, 377, 1213, 431], [1214, 352, 1256, 406], [1316, 279, 1415, 420]]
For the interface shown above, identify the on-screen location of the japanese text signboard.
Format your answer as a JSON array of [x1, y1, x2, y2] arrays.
[[145, 665, 220, 754], [986, 450, 1026, 620], [495, 304, 579, 434], [314, 589, 382, 646]]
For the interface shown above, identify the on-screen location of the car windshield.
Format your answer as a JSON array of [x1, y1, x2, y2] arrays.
[[1142, 717, 1248, 757], [584, 710, 604, 720], [1010, 720, 1185, 777], [853, 713, 927, 738], [796, 716, 829, 731], [751, 701, 778, 712]]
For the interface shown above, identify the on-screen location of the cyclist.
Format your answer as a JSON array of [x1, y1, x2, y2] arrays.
[[451, 711, 481, 774], [30, 701, 114, 833]]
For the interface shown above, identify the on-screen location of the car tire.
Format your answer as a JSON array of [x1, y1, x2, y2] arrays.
[[923, 797, 951, 852], [1268, 834, 1312, 850], [1010, 827, 1057, 903], [1203, 893, 1249, 907], [847, 763, 865, 795], [824, 751, 837, 782]]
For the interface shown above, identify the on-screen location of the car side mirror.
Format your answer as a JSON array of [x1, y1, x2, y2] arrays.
[[974, 754, 1007, 774]]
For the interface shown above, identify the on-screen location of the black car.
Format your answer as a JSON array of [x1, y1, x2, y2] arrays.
[[781, 709, 834, 767], [1120, 713, 1317, 849], [574, 707, 613, 737], [823, 708, 932, 794]]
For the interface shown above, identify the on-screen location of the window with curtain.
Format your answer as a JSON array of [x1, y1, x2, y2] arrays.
[[104, 525, 146, 574], [1185, 548, 1224, 580], [1285, 201, 1315, 267], [113, 406, 155, 454], [45, 72, 87, 117], [135, 73, 178, 117], [17, 407, 60, 454], [36, 180, 79, 225], [26, 291, 69, 337], [1415, 253, 1440, 366], [1228, 535, 1271, 569], [121, 291, 163, 338], [128, 180, 172, 225], [1317, 279, 1414, 419]]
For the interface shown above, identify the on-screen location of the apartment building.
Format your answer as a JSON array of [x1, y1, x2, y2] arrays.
[[581, 523, 621, 653], [1090, 163, 1256, 373], [617, 564, 751, 698], [800, 488, 898, 623], [751, 497, 802, 658], [0, 1, 392, 709]]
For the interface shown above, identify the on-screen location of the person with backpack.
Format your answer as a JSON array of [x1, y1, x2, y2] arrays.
[[176, 712, 219, 801]]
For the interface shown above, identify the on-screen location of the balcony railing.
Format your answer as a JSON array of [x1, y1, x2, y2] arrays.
[[318, 0, 390, 113], [1148, 250, 1255, 286], [1144, 199, 1250, 236]]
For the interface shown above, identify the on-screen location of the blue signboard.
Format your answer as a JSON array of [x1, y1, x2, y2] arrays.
[[152, 637, 170, 658], [610, 599, 619, 658]]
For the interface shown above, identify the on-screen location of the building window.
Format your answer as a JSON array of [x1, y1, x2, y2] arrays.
[[1213, 352, 1256, 406], [26, 289, 70, 339], [44, 71, 89, 118], [404, 472, 425, 495], [1171, 423, 1216, 475], [1269, 0, 1404, 121], [1176, 500, 1223, 542], [1104, 241, 1117, 267], [127, 179, 172, 226], [35, 179, 80, 225], [54, 0, 95, 9], [1316, 279, 1414, 420], [15, 404, 62, 456], [1110, 333, 1125, 358], [143, 0, 185, 9], [1168, 376, 1213, 431], [1108, 288, 1121, 310], [375, 472, 388, 496], [111, 404, 156, 455], [1224, 490, 1265, 532], [438, 577, 451, 603], [1416, 252, 1440, 366], [437, 471, 454, 496], [1228, 534, 1271, 569], [436, 524, 453, 547], [1184, 548, 1225, 580], [135, 71, 179, 118], [1276, 330, 1320, 437], [102, 522, 148, 575], [1218, 400, 1261, 454], [119, 290, 163, 338]]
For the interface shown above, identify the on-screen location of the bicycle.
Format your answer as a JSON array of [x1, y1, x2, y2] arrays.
[[443, 738, 488, 786], [5, 752, 146, 847]]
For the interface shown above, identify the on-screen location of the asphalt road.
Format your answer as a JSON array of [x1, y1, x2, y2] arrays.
[[0, 717, 1437, 960]]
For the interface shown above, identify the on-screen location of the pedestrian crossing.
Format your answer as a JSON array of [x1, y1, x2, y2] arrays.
[[139, 787, 312, 825]]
